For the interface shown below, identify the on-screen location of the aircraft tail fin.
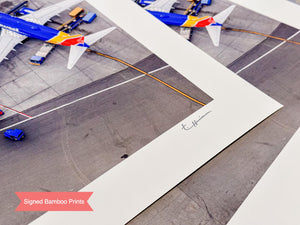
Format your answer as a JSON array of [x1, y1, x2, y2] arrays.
[[206, 5, 235, 47], [67, 27, 116, 69]]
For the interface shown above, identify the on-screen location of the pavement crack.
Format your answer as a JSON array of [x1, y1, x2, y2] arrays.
[[255, 141, 274, 147], [270, 118, 296, 133], [178, 186, 225, 225], [198, 195, 214, 222], [60, 110, 90, 186], [39, 187, 51, 192], [103, 114, 132, 154]]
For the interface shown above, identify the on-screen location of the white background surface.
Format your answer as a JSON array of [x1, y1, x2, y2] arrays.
[[230, 0, 300, 29], [30, 0, 282, 224]]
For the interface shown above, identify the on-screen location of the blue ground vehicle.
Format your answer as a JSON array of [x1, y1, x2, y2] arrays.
[[82, 12, 97, 23], [190, 0, 212, 16], [29, 55, 46, 65], [4, 129, 25, 141], [29, 43, 55, 66]]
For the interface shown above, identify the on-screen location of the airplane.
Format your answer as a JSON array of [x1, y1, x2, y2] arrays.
[[142, 0, 235, 46], [0, 0, 116, 69]]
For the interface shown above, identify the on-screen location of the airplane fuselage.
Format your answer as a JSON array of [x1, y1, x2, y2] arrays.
[[147, 10, 216, 28], [0, 12, 84, 46]]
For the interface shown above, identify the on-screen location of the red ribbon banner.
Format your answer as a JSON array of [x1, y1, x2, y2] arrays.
[[15, 192, 93, 211]]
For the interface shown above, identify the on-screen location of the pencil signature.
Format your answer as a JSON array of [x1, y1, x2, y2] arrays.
[[181, 111, 212, 131]]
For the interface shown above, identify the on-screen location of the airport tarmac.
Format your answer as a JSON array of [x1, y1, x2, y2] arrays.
[[0, 0, 298, 224]]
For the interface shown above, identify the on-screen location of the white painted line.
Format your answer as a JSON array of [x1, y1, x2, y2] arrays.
[[0, 65, 170, 132], [146, 64, 169, 74], [236, 30, 300, 74]]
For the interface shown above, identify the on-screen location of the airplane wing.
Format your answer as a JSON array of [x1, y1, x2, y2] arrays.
[[20, 0, 83, 25], [0, 29, 27, 63], [144, 0, 177, 12]]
